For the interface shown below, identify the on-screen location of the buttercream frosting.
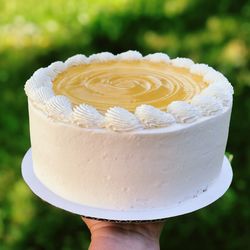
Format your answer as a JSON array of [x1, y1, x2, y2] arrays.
[[201, 87, 232, 107], [25, 76, 52, 97], [209, 81, 234, 95], [167, 101, 202, 123], [191, 95, 223, 116], [72, 104, 105, 128], [105, 107, 142, 132], [65, 54, 88, 67], [171, 57, 194, 68], [88, 52, 115, 62], [189, 63, 213, 76], [203, 69, 228, 84], [144, 53, 170, 63], [135, 104, 175, 128], [45, 95, 72, 120], [48, 61, 66, 75], [31, 86, 55, 105], [116, 50, 142, 60], [28, 100, 232, 210], [32, 67, 54, 80]]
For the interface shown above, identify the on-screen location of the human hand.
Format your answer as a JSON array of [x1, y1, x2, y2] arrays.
[[82, 217, 164, 250]]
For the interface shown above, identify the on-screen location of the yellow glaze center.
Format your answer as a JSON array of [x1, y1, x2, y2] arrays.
[[53, 61, 208, 112]]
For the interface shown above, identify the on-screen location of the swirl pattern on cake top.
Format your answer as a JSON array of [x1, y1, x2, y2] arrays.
[[52, 60, 208, 112]]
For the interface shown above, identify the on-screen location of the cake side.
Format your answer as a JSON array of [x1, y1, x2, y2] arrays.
[[28, 100, 232, 210]]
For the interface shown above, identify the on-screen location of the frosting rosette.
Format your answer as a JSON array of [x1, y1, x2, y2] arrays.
[[135, 104, 175, 128], [191, 95, 223, 116], [65, 54, 88, 67], [72, 104, 105, 128], [105, 107, 142, 132], [167, 101, 202, 123], [24, 76, 52, 97], [45, 95, 72, 120], [144, 53, 170, 63], [31, 86, 55, 105], [171, 57, 194, 68], [88, 52, 115, 62], [48, 61, 66, 74]]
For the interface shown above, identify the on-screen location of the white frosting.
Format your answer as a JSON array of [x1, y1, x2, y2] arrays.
[[171, 57, 194, 68], [45, 95, 72, 120], [209, 81, 234, 95], [191, 95, 223, 116], [105, 107, 142, 132], [167, 101, 202, 123], [31, 86, 55, 104], [116, 50, 143, 60], [72, 104, 105, 128], [28, 101, 232, 210], [203, 69, 228, 84], [201, 87, 232, 107], [88, 52, 115, 62], [32, 67, 54, 80], [65, 54, 88, 67], [135, 104, 175, 128], [189, 63, 213, 75], [24, 75, 52, 97], [48, 61, 66, 75], [32, 68, 52, 81], [144, 53, 170, 63]]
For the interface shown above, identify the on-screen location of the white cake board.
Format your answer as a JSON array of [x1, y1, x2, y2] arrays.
[[21, 148, 233, 222]]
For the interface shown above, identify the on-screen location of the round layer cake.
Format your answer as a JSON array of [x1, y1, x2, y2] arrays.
[[24, 51, 233, 210]]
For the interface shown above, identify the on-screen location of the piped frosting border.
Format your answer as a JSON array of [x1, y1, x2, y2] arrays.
[[24, 50, 233, 132]]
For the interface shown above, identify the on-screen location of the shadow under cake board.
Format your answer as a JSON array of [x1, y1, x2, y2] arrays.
[[21, 148, 233, 223]]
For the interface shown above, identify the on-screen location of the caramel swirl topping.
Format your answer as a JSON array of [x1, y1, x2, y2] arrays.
[[53, 60, 208, 112]]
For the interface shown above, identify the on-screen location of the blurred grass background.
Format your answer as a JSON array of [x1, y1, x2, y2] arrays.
[[0, 0, 249, 249]]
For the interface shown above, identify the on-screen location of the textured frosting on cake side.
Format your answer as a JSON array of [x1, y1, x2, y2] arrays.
[[28, 101, 232, 210]]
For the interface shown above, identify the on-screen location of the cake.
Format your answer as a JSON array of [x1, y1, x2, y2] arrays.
[[24, 51, 233, 210]]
